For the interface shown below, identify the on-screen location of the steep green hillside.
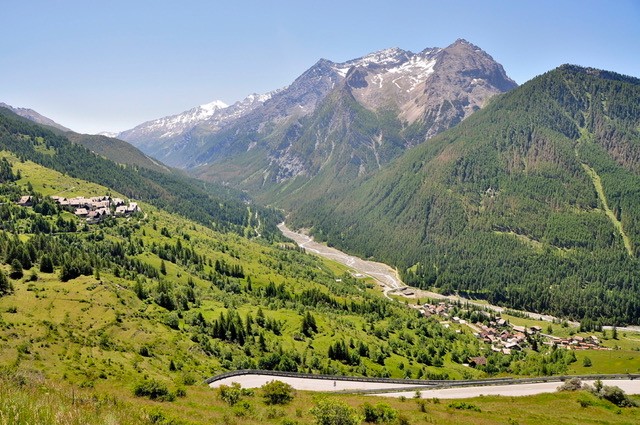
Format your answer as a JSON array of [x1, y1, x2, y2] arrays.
[[290, 65, 640, 325], [0, 107, 282, 238], [0, 156, 481, 383]]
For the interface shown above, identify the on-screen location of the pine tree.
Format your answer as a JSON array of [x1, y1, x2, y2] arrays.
[[10, 259, 23, 279], [39, 254, 54, 273], [0, 270, 12, 295], [302, 311, 318, 336]]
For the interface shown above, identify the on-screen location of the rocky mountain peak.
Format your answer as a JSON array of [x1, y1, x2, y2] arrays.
[[121, 39, 517, 177]]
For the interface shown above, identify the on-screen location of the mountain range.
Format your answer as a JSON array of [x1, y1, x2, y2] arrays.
[[117, 39, 516, 203], [0, 102, 71, 132], [4, 40, 640, 325]]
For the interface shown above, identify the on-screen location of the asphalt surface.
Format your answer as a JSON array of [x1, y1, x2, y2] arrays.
[[209, 374, 640, 398]]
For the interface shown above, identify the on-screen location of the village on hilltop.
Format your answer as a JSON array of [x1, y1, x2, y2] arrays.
[[17, 194, 140, 223]]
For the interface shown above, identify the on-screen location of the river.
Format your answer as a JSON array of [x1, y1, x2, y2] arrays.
[[278, 222, 640, 333]]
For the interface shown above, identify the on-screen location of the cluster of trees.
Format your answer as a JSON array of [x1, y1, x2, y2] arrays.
[[327, 340, 361, 366]]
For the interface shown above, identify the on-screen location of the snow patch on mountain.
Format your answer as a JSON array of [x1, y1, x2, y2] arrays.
[[332, 47, 411, 77], [96, 131, 119, 138]]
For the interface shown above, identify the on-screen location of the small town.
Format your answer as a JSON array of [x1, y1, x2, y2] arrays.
[[17, 194, 140, 223], [421, 301, 610, 361]]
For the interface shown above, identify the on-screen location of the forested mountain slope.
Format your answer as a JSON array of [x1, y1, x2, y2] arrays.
[[65, 131, 171, 174], [290, 65, 640, 325]]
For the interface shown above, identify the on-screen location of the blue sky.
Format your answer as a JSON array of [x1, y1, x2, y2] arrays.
[[1, 0, 638, 134]]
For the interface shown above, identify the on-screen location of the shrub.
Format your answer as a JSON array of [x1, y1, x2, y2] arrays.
[[134, 379, 175, 401], [232, 400, 253, 417], [261, 380, 294, 405], [557, 377, 584, 391], [598, 385, 638, 407], [218, 382, 244, 406], [448, 401, 481, 412], [310, 399, 362, 425], [139, 345, 152, 357], [265, 406, 285, 419], [362, 402, 398, 423]]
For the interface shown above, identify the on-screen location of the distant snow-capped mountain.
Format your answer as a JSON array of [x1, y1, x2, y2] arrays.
[[120, 39, 517, 193], [96, 131, 119, 138], [117, 93, 278, 163]]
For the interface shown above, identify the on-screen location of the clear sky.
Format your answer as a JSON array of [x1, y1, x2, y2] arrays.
[[1, 0, 638, 134]]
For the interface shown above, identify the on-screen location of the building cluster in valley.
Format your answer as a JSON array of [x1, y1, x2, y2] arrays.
[[421, 301, 609, 363], [17, 195, 140, 223]]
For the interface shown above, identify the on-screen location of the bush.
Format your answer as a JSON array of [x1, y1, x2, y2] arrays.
[[362, 402, 398, 423], [261, 380, 294, 405], [134, 379, 175, 401], [448, 401, 481, 412], [232, 400, 253, 417], [265, 406, 285, 419], [598, 385, 638, 407], [310, 399, 362, 425], [218, 382, 253, 406]]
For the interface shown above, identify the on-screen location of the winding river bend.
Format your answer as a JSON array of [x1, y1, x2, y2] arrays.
[[277, 222, 402, 294], [277, 222, 640, 333]]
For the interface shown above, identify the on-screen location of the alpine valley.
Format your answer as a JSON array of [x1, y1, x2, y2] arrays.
[[1, 36, 640, 425]]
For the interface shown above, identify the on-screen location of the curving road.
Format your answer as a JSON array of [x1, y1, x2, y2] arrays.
[[374, 379, 640, 399], [209, 373, 640, 398]]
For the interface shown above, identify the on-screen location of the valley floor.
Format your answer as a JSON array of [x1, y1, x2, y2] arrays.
[[278, 223, 640, 333]]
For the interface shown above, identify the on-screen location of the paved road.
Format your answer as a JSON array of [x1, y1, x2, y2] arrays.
[[209, 373, 640, 398], [210, 374, 427, 392], [374, 379, 640, 399]]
